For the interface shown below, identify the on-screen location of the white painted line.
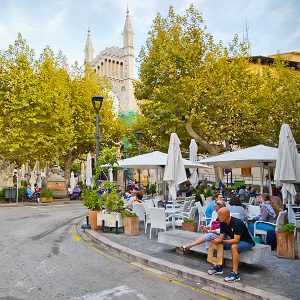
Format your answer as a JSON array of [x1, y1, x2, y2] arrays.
[[71, 285, 148, 300]]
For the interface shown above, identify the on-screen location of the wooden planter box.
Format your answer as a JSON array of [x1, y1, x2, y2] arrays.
[[297, 231, 300, 259], [182, 221, 198, 232], [89, 210, 101, 230], [276, 230, 295, 259], [41, 196, 52, 203], [124, 216, 139, 236], [97, 212, 124, 228]]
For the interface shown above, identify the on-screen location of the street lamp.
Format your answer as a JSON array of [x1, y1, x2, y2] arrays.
[[92, 96, 104, 165], [135, 131, 143, 190]]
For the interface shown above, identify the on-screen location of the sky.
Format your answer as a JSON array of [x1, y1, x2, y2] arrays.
[[0, 0, 299, 79]]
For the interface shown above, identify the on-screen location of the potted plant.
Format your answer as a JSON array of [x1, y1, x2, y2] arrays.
[[182, 219, 198, 232], [40, 188, 53, 203], [97, 182, 125, 230], [277, 223, 296, 259], [123, 211, 139, 236], [82, 189, 104, 230]]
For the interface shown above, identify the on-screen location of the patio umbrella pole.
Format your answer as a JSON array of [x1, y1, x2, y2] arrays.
[[267, 163, 272, 196], [260, 161, 263, 194]]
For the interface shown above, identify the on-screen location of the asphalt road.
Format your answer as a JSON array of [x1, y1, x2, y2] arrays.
[[0, 203, 220, 300]]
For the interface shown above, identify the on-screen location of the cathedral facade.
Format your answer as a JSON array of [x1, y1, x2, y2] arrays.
[[84, 10, 138, 113]]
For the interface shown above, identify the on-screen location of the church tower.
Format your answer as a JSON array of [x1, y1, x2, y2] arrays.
[[84, 28, 94, 63], [87, 10, 138, 113]]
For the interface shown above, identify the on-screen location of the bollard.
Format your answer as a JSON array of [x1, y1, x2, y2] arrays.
[[116, 220, 118, 234], [86, 216, 90, 225], [102, 220, 105, 232], [81, 215, 91, 229]]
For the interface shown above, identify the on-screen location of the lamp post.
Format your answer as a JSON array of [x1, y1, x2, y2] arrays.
[[135, 131, 143, 190], [92, 96, 104, 165], [123, 151, 128, 191]]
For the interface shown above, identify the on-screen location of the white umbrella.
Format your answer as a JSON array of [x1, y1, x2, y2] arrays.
[[70, 171, 75, 189], [85, 153, 93, 187], [163, 133, 187, 202], [108, 168, 113, 182], [29, 171, 36, 190], [80, 161, 85, 183], [101, 151, 209, 170], [20, 164, 25, 181], [36, 161, 42, 189], [274, 124, 300, 222], [199, 145, 278, 194], [189, 139, 198, 186]]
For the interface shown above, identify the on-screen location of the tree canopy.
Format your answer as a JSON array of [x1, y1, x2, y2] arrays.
[[134, 5, 300, 157], [0, 34, 124, 179]]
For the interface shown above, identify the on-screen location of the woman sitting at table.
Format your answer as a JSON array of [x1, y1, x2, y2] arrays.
[[227, 196, 248, 222], [180, 201, 226, 251], [126, 191, 144, 210], [248, 193, 281, 250]]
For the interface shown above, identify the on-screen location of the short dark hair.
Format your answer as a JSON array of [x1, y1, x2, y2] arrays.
[[136, 191, 143, 200], [229, 196, 242, 206]]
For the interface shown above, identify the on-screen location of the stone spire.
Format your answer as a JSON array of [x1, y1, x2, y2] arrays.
[[122, 9, 134, 52], [84, 27, 94, 63]]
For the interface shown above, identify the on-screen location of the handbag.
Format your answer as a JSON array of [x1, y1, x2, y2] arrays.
[[207, 242, 224, 266], [210, 220, 220, 230]]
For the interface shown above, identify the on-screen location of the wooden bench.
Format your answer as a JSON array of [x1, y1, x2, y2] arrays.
[[158, 230, 271, 265]]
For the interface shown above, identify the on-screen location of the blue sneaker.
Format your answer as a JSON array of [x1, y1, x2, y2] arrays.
[[207, 265, 223, 275], [224, 271, 240, 282]]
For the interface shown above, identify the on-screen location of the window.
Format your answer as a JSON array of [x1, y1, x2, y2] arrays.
[[241, 167, 251, 176]]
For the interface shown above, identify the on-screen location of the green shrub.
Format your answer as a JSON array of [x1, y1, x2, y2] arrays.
[[122, 211, 137, 217], [41, 188, 53, 199], [82, 190, 104, 211], [148, 183, 156, 196], [280, 223, 296, 233], [184, 219, 196, 223], [0, 188, 5, 198], [21, 180, 27, 187]]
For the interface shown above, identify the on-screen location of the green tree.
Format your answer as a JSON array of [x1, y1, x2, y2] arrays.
[[134, 5, 300, 171], [0, 34, 125, 179]]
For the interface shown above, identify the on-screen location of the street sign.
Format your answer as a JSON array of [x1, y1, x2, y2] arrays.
[[224, 168, 232, 174], [123, 167, 128, 171]]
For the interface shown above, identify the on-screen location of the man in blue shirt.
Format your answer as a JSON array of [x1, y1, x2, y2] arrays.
[[218, 179, 225, 190], [205, 193, 224, 220]]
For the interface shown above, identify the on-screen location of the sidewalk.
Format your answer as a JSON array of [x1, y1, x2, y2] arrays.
[[83, 222, 299, 300], [0, 198, 82, 207]]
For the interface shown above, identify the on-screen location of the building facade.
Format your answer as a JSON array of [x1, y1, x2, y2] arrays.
[[84, 10, 138, 113]]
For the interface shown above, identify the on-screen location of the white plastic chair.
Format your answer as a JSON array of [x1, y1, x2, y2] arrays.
[[143, 203, 152, 233], [254, 211, 287, 240], [147, 207, 173, 239], [200, 194, 205, 203], [132, 203, 146, 224], [144, 199, 154, 208], [197, 205, 208, 227], [173, 206, 198, 228]]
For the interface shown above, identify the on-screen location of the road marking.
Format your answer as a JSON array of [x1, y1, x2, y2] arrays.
[[73, 235, 81, 241], [73, 224, 227, 300], [71, 285, 148, 300]]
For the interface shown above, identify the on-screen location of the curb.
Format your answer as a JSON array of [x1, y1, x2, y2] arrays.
[[85, 229, 291, 300], [0, 199, 82, 207]]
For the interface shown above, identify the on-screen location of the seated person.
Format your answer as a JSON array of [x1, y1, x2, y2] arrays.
[[247, 188, 258, 198], [226, 196, 248, 222], [248, 193, 281, 249], [207, 207, 255, 282], [206, 193, 224, 220], [72, 185, 81, 199], [120, 188, 127, 199], [35, 187, 41, 203], [126, 191, 144, 210], [67, 185, 73, 198], [185, 185, 194, 197], [141, 188, 147, 200], [220, 186, 226, 199], [238, 186, 247, 195], [26, 186, 34, 201], [271, 187, 284, 211], [181, 201, 226, 250]]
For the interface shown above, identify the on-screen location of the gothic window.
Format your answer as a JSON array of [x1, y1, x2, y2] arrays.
[[108, 59, 111, 76], [116, 61, 119, 78], [120, 62, 124, 79]]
